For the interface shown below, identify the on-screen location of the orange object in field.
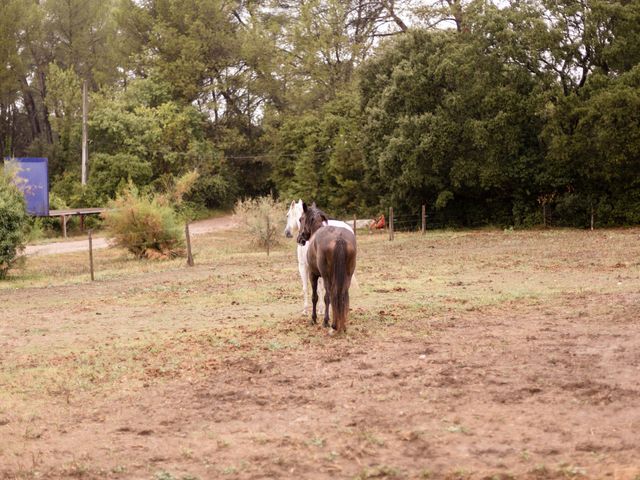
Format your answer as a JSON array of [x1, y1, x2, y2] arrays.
[[370, 214, 385, 230]]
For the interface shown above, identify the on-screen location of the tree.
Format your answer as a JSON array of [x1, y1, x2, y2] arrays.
[[268, 88, 371, 214], [358, 28, 544, 225], [43, 0, 121, 85], [0, 0, 29, 156], [542, 67, 640, 226], [82, 77, 234, 207]]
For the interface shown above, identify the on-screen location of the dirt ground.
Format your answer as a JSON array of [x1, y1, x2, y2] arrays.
[[1, 226, 639, 479], [24, 216, 239, 256]]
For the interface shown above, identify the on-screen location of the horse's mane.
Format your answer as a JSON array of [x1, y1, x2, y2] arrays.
[[307, 204, 328, 224]]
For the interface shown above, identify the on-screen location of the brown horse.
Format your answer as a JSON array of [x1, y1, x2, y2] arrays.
[[297, 203, 357, 332]]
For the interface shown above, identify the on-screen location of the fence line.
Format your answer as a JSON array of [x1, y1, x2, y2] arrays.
[[369, 204, 458, 240]]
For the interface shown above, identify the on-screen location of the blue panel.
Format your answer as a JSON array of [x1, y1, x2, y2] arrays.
[[3, 158, 49, 216]]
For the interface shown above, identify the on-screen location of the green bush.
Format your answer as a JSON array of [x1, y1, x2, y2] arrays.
[[0, 170, 29, 278], [50, 171, 101, 209], [88, 152, 153, 203], [234, 196, 285, 255], [25, 217, 46, 242], [35, 192, 72, 235], [102, 184, 185, 260], [186, 161, 238, 210]]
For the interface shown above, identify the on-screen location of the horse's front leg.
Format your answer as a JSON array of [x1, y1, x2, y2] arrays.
[[310, 273, 320, 325], [323, 279, 331, 328], [298, 245, 309, 315]]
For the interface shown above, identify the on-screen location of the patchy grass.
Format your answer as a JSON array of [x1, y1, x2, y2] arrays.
[[2, 227, 639, 404], [1, 225, 639, 479]]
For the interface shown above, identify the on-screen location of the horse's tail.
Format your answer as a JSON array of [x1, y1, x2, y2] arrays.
[[331, 238, 351, 332]]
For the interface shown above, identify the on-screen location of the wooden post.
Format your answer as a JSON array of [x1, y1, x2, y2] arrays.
[[79, 214, 85, 232], [185, 222, 194, 266], [82, 80, 88, 185], [62, 215, 67, 238], [353, 214, 357, 236], [88, 229, 95, 281], [421, 204, 426, 235], [266, 215, 270, 256], [389, 207, 394, 241]]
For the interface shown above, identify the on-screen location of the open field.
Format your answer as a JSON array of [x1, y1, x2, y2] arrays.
[[1, 226, 639, 479]]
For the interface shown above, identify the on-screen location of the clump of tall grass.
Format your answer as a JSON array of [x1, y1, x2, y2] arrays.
[[102, 172, 198, 260], [234, 196, 285, 255]]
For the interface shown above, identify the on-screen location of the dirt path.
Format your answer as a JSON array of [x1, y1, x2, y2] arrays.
[[24, 215, 238, 256]]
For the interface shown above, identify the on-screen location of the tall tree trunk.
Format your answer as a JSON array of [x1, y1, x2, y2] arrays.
[[9, 103, 17, 157], [0, 103, 6, 157], [447, 0, 464, 33], [37, 69, 53, 144], [20, 76, 42, 141], [383, 0, 408, 32]]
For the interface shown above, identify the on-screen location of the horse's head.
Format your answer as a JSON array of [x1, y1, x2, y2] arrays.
[[297, 202, 328, 246], [284, 199, 304, 238]]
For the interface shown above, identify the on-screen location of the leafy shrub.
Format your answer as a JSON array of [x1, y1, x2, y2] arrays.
[[50, 171, 101, 209], [186, 168, 238, 209], [0, 169, 29, 278], [102, 184, 185, 260], [35, 192, 73, 234], [234, 196, 285, 255], [88, 152, 153, 203], [554, 193, 590, 228], [26, 217, 46, 242]]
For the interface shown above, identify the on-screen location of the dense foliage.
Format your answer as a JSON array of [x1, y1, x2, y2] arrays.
[[2, 0, 639, 227], [0, 169, 28, 277]]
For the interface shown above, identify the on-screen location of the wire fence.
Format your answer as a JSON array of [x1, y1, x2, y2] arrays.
[[80, 223, 195, 281], [47, 206, 447, 282], [352, 205, 452, 240]]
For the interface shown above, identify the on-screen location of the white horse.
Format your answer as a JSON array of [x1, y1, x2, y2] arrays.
[[285, 199, 354, 315]]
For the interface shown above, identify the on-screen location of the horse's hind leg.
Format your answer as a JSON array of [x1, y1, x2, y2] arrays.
[[323, 281, 331, 328], [310, 274, 319, 325], [317, 277, 325, 315]]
